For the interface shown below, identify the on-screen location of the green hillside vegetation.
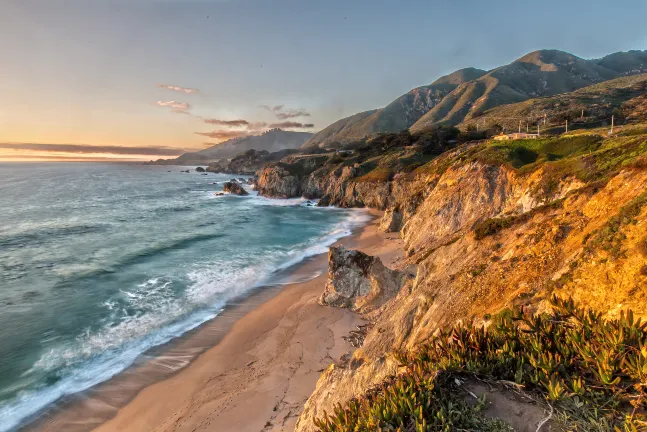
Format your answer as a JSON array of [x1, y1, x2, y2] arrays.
[[459, 74, 647, 135], [310, 121, 647, 205], [315, 297, 647, 431]]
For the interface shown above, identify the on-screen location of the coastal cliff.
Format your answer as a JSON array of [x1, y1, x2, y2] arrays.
[[272, 127, 647, 430]]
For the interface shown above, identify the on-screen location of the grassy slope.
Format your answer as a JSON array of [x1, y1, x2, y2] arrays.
[[458, 74, 647, 134]]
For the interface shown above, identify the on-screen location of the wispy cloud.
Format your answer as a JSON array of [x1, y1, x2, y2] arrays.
[[0, 143, 187, 156], [203, 118, 250, 127], [276, 109, 311, 120], [157, 84, 199, 94], [269, 121, 315, 129], [195, 130, 248, 141], [260, 105, 310, 120], [156, 101, 190, 110]]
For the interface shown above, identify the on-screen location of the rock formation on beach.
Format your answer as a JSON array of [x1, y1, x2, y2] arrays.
[[319, 246, 410, 313]]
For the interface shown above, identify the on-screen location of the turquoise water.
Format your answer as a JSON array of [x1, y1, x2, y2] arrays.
[[0, 163, 366, 430]]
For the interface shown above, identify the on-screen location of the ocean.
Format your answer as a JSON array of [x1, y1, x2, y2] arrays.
[[0, 163, 367, 430]]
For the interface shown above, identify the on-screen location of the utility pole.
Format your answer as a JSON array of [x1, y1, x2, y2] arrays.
[[526, 123, 529, 133], [518, 120, 522, 134], [581, 109, 584, 119], [538, 124, 540, 136], [544, 114, 547, 125], [611, 115, 614, 134], [566, 120, 568, 134]]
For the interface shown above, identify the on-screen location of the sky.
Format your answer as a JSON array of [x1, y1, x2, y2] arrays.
[[1, 0, 646, 161]]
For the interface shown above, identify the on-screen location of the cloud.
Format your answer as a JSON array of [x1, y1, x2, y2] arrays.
[[202, 119, 269, 132], [203, 118, 250, 127], [0, 143, 187, 156], [276, 109, 311, 120], [269, 121, 315, 129], [195, 130, 249, 141], [246, 121, 268, 131], [259, 104, 284, 112], [157, 84, 199, 94], [156, 101, 190, 110], [260, 105, 311, 120]]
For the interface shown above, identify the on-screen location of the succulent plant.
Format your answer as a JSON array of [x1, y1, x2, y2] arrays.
[[314, 296, 647, 431]]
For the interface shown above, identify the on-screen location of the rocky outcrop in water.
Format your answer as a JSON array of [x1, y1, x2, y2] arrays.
[[319, 246, 410, 314], [256, 154, 330, 198], [222, 181, 249, 196]]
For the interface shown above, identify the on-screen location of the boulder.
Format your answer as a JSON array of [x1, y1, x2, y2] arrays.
[[319, 246, 409, 313], [379, 208, 403, 233], [316, 194, 331, 207], [195, 167, 205, 172], [223, 181, 249, 196]]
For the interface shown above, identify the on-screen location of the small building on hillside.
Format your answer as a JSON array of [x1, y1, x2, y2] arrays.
[[493, 132, 540, 141]]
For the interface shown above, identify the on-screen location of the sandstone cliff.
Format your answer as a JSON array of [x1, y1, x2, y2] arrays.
[[291, 128, 647, 430]]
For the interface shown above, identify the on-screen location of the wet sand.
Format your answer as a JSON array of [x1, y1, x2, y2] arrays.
[[30, 212, 404, 432]]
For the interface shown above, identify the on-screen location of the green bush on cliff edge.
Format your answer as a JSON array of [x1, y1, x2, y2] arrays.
[[314, 297, 647, 431]]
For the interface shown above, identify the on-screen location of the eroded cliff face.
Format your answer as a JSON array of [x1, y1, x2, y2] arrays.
[[294, 151, 647, 431]]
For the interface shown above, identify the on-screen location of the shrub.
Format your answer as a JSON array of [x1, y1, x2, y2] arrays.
[[315, 297, 647, 431]]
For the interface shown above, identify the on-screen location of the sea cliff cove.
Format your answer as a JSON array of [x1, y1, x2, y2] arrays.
[[2, 1, 647, 430]]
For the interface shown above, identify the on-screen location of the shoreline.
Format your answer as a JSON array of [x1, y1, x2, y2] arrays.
[[26, 210, 404, 432]]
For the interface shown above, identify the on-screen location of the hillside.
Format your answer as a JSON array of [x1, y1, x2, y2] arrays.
[[458, 73, 647, 133], [410, 49, 647, 132], [254, 125, 647, 431], [302, 68, 486, 148], [150, 129, 312, 165], [302, 110, 378, 148], [306, 49, 647, 148]]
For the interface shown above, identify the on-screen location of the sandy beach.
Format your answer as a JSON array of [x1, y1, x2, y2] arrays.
[[31, 212, 403, 432]]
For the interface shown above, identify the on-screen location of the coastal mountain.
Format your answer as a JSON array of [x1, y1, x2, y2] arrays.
[[151, 129, 313, 165], [306, 49, 647, 147], [301, 68, 486, 147], [410, 49, 647, 132]]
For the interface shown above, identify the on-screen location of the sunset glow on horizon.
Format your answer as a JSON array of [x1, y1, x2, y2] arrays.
[[1, 0, 645, 161]]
